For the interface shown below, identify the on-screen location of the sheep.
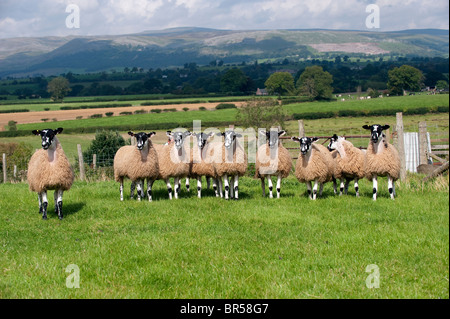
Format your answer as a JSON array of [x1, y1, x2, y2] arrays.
[[113, 131, 159, 202], [212, 129, 247, 200], [255, 129, 292, 198], [187, 131, 219, 198], [27, 128, 74, 220], [362, 124, 401, 200], [153, 130, 191, 199], [291, 136, 335, 200], [327, 134, 365, 197]]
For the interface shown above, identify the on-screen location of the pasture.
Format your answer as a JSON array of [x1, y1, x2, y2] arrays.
[[0, 93, 448, 299], [0, 175, 448, 299]]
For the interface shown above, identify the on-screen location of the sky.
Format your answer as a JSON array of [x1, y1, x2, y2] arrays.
[[0, 0, 448, 39]]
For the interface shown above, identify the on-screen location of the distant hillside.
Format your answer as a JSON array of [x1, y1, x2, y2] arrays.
[[0, 27, 448, 77]]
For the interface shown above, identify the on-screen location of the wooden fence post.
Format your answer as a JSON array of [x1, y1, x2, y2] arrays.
[[418, 121, 428, 165], [93, 154, 97, 170], [77, 144, 85, 181], [13, 165, 17, 181], [2, 153, 6, 183], [298, 120, 305, 137], [396, 112, 406, 181]]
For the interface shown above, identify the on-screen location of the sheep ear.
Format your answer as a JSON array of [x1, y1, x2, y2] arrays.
[[235, 133, 242, 138], [184, 131, 192, 136], [291, 137, 300, 143], [128, 131, 135, 137], [259, 130, 266, 136], [32, 130, 41, 136], [362, 125, 371, 130], [166, 131, 172, 137], [147, 132, 156, 138], [55, 128, 63, 134], [332, 134, 338, 139], [207, 132, 215, 138], [382, 125, 390, 131], [312, 137, 319, 142], [278, 130, 286, 137]]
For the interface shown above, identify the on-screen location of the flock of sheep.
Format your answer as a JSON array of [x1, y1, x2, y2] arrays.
[[26, 124, 401, 220]]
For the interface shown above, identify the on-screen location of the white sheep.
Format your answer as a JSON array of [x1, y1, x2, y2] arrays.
[[255, 129, 292, 198], [212, 130, 247, 200], [27, 128, 74, 220], [113, 131, 159, 201], [327, 134, 365, 197], [362, 124, 401, 200], [153, 130, 191, 199], [291, 136, 335, 200]]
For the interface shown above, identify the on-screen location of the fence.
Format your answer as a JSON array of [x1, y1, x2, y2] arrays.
[[1, 113, 448, 183]]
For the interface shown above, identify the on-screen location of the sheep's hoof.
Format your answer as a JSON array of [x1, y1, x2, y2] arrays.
[[58, 215, 63, 220], [42, 215, 48, 220]]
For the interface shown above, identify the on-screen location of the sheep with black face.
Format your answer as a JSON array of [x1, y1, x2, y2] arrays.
[[362, 124, 400, 200], [27, 128, 74, 220], [291, 136, 335, 200], [255, 129, 292, 198]]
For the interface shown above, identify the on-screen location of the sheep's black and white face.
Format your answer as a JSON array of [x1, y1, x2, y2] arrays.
[[363, 124, 390, 143], [128, 131, 155, 150], [222, 131, 242, 149], [32, 128, 63, 150], [193, 132, 213, 150], [168, 131, 191, 150], [260, 130, 286, 149], [327, 134, 339, 151], [292, 136, 319, 155]]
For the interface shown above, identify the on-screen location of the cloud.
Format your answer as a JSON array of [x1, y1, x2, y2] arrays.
[[0, 0, 448, 38]]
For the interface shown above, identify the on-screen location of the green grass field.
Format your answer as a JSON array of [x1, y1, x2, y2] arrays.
[[0, 175, 448, 299]]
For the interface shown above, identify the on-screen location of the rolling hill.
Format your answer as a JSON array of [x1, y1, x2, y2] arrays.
[[0, 27, 448, 77]]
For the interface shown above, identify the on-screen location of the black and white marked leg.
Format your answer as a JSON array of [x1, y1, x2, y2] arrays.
[[332, 177, 338, 195], [37, 193, 43, 214], [136, 179, 144, 201], [218, 177, 223, 198], [166, 179, 173, 200], [206, 176, 211, 189], [54, 191, 59, 216], [339, 179, 345, 196], [119, 180, 124, 201], [267, 175, 273, 198], [354, 179, 360, 197], [319, 182, 324, 197], [276, 175, 282, 199], [223, 174, 229, 200], [41, 191, 48, 220], [56, 189, 63, 220], [306, 181, 312, 199], [372, 175, 378, 201], [388, 175, 395, 200], [233, 175, 239, 200], [213, 178, 219, 197], [174, 177, 180, 199], [312, 180, 319, 200], [197, 177, 202, 198], [185, 178, 190, 192]]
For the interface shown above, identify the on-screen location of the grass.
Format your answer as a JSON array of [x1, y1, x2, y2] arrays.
[[0, 175, 448, 299]]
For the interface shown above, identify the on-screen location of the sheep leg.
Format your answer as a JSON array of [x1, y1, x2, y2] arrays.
[[166, 179, 173, 200], [354, 179, 360, 197], [344, 178, 351, 195], [218, 177, 223, 198], [233, 175, 239, 200], [174, 177, 180, 199], [197, 177, 202, 198], [306, 181, 312, 199], [224, 174, 229, 200], [206, 177, 211, 189], [332, 177, 338, 195], [267, 175, 274, 198], [37, 193, 43, 214], [130, 181, 135, 200], [136, 179, 144, 201], [119, 179, 124, 201], [276, 175, 282, 199], [319, 182, 324, 197], [55, 189, 63, 220], [372, 175, 378, 201], [40, 191, 48, 220], [260, 177, 266, 197], [212, 178, 219, 197], [312, 180, 319, 200], [185, 178, 190, 192], [147, 179, 154, 202], [388, 175, 395, 200], [230, 176, 236, 199], [339, 179, 345, 196]]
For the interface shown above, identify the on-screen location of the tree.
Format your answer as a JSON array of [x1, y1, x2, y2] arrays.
[[436, 80, 449, 91], [387, 65, 423, 95], [264, 72, 295, 96], [220, 68, 248, 93], [47, 77, 71, 102], [236, 99, 286, 131], [82, 130, 126, 167], [296, 66, 333, 100]]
